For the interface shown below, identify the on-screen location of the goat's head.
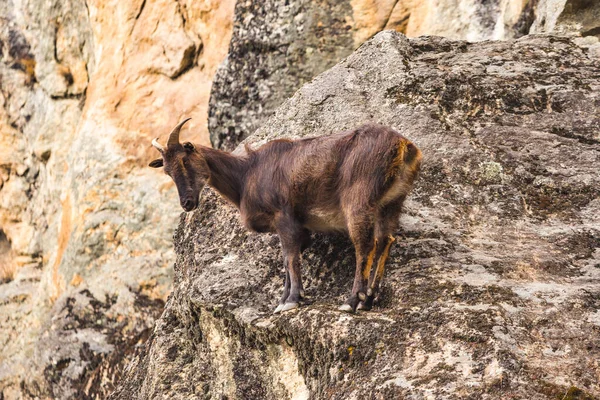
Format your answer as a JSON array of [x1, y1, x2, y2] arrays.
[[149, 118, 209, 212]]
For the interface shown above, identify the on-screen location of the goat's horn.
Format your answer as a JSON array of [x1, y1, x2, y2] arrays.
[[151, 138, 165, 153], [167, 118, 192, 147]]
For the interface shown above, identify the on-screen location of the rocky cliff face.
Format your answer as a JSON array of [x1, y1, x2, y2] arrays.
[[0, 0, 235, 397], [531, 0, 600, 57], [208, 0, 600, 151], [2, 0, 599, 398], [208, 0, 545, 150], [112, 32, 600, 399]]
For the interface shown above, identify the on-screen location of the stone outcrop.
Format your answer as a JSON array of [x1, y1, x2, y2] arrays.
[[532, 0, 600, 37], [2, 0, 599, 398], [0, 0, 235, 397], [113, 32, 600, 399], [531, 0, 600, 56], [207, 0, 356, 150], [208, 0, 600, 152], [350, 0, 538, 44], [208, 0, 550, 150]]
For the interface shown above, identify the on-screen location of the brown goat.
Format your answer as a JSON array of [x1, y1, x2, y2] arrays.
[[150, 119, 422, 313]]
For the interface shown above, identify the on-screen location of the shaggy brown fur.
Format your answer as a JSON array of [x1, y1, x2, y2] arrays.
[[150, 120, 422, 313]]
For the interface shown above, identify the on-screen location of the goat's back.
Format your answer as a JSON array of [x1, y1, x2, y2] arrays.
[[245, 124, 420, 214]]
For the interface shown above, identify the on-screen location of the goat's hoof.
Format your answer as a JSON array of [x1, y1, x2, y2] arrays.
[[357, 292, 367, 301], [338, 304, 355, 313], [280, 302, 299, 313], [274, 304, 285, 314], [358, 294, 374, 311]]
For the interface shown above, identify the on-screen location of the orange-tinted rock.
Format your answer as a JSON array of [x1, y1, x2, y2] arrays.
[[0, 0, 235, 396]]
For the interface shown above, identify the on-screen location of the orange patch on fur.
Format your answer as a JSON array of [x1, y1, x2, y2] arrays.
[[385, 139, 423, 193], [407, 143, 423, 174], [371, 235, 395, 287], [362, 240, 378, 280], [387, 140, 407, 179]]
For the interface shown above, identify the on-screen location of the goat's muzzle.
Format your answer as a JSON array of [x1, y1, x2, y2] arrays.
[[181, 197, 198, 212]]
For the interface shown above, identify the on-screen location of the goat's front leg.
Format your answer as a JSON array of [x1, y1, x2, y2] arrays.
[[274, 256, 291, 313], [339, 213, 376, 313], [273, 214, 307, 314]]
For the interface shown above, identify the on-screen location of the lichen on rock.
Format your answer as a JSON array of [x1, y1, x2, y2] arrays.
[[208, 0, 580, 152], [112, 31, 600, 399]]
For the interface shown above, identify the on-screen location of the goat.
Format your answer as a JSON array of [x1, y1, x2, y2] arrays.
[[150, 119, 422, 313]]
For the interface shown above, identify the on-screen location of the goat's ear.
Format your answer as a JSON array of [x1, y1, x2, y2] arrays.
[[149, 158, 164, 168]]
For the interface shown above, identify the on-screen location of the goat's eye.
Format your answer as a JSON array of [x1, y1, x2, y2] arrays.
[[183, 142, 194, 150]]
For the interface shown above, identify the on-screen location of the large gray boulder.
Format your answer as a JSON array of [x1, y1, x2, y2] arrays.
[[207, 0, 552, 151], [113, 32, 600, 399], [208, 0, 599, 152], [207, 0, 356, 150]]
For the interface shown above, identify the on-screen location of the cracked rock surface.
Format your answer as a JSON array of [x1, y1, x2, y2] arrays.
[[113, 32, 600, 399], [0, 0, 234, 397]]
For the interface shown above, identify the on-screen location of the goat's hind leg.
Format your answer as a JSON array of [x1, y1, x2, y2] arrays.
[[339, 210, 376, 313], [357, 235, 395, 311], [358, 200, 402, 311]]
